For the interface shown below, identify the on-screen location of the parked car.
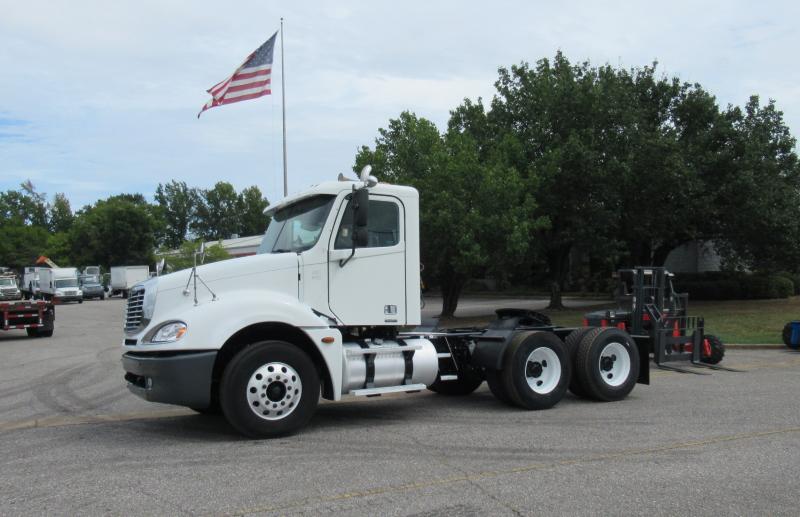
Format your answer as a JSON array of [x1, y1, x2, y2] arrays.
[[80, 275, 105, 300]]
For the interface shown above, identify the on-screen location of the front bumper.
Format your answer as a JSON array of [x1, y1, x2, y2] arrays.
[[122, 351, 217, 408], [56, 295, 82, 302]]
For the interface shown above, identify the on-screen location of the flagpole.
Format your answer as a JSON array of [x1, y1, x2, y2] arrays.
[[280, 18, 288, 197]]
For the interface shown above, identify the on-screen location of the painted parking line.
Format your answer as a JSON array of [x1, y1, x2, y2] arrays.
[[217, 426, 800, 516]]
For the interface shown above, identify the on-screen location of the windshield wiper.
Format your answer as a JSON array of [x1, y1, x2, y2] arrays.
[[271, 248, 294, 253]]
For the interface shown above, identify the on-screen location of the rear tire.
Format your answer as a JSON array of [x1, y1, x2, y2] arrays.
[[428, 368, 483, 396], [500, 331, 570, 410], [575, 327, 639, 402], [220, 341, 319, 438], [563, 327, 594, 398], [701, 334, 725, 364]]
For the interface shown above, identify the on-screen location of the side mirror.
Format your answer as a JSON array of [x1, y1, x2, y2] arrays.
[[339, 188, 369, 267], [353, 188, 369, 228]]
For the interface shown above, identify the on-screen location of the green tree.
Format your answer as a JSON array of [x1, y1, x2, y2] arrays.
[[711, 97, 800, 271], [155, 180, 197, 249], [237, 185, 270, 236], [192, 182, 240, 240], [488, 55, 624, 307], [0, 187, 48, 227], [68, 196, 156, 268], [49, 193, 74, 233], [0, 225, 49, 269]]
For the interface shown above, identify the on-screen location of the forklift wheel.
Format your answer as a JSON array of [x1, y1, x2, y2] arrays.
[[701, 334, 725, 364], [575, 327, 639, 402]]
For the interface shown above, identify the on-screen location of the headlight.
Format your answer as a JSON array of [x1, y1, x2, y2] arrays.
[[150, 322, 188, 343]]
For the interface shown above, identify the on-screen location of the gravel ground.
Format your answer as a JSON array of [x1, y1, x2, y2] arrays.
[[1, 298, 799, 516]]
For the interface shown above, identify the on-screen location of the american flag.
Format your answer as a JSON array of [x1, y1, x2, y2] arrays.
[[198, 32, 278, 118]]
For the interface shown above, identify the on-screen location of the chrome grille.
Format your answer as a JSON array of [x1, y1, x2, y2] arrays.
[[124, 287, 145, 333]]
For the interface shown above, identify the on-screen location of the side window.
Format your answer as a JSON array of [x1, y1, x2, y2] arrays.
[[335, 199, 400, 249]]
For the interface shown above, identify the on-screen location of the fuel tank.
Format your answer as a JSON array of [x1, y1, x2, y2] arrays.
[[341, 338, 438, 393]]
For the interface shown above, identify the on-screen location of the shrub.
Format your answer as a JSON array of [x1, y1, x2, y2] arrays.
[[674, 272, 793, 300], [769, 276, 795, 298]]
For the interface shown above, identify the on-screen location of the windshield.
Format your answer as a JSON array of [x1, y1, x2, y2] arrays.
[[55, 278, 78, 288], [0, 278, 15, 286], [258, 195, 335, 254], [82, 275, 101, 285]]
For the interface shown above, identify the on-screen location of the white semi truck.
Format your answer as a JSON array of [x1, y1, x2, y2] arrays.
[[122, 168, 650, 438]]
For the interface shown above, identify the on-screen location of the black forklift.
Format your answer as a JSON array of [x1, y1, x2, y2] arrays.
[[583, 267, 733, 373]]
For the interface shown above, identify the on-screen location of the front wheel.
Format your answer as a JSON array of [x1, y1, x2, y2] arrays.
[[220, 341, 319, 438]]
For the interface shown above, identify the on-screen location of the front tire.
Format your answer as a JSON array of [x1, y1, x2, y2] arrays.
[[575, 327, 639, 402], [220, 341, 319, 438]]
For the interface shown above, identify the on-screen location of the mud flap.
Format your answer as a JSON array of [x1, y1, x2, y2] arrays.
[[635, 337, 650, 385]]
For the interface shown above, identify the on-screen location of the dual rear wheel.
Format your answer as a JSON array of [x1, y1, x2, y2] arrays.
[[488, 331, 571, 410], [564, 327, 640, 401]]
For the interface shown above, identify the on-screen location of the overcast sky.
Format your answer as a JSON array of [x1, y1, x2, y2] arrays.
[[1, 0, 798, 210]]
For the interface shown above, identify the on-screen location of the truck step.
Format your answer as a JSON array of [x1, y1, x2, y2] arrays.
[[438, 375, 458, 381], [350, 383, 426, 397]]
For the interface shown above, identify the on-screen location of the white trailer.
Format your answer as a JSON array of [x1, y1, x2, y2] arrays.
[[110, 266, 149, 298], [39, 267, 82, 303], [121, 167, 650, 438]]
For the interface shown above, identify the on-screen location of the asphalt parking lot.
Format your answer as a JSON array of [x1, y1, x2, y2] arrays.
[[1, 299, 799, 516]]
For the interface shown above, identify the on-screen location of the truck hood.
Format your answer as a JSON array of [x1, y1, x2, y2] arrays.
[[155, 252, 298, 296]]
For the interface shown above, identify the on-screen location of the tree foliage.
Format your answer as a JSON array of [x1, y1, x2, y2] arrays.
[[155, 180, 196, 249], [68, 197, 156, 268], [356, 52, 800, 309]]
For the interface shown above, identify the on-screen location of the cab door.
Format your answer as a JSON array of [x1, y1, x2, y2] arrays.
[[327, 194, 406, 326]]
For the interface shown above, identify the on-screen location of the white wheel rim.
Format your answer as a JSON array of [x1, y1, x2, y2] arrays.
[[246, 362, 302, 421], [524, 347, 561, 394], [598, 342, 631, 387]]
